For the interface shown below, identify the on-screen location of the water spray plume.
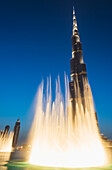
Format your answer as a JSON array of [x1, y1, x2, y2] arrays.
[[29, 75, 107, 168], [0, 131, 13, 152], [0, 131, 13, 163]]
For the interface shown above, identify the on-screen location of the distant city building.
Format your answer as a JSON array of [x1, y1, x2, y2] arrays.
[[12, 119, 20, 147]]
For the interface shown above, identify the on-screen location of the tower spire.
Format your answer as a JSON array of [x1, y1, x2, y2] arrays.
[[73, 7, 80, 40]]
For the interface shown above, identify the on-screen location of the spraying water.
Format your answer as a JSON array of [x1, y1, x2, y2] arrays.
[[0, 132, 13, 152], [0, 130, 13, 163], [29, 75, 107, 168]]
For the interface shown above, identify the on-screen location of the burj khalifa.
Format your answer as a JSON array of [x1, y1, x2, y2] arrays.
[[69, 8, 98, 124]]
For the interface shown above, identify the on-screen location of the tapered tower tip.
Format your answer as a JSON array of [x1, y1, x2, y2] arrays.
[[73, 6, 75, 15], [72, 7, 79, 37]]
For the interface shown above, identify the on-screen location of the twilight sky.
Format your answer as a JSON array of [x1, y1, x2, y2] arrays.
[[0, 0, 112, 143]]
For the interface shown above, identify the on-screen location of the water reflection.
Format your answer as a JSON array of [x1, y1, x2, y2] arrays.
[[0, 151, 29, 170], [0, 140, 111, 170], [0, 167, 7, 170]]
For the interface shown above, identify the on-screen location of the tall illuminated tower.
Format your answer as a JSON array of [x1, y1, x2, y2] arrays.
[[69, 8, 98, 123], [69, 8, 87, 117]]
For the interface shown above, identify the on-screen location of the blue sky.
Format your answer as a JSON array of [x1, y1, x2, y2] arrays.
[[0, 0, 112, 143]]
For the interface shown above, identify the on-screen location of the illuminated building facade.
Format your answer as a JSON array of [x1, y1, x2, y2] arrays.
[[69, 8, 98, 123]]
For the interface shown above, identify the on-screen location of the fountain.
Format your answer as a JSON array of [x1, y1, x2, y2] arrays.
[[0, 130, 13, 163], [0, 132, 13, 152], [0, 5, 111, 170], [28, 8, 109, 168], [29, 76, 107, 168]]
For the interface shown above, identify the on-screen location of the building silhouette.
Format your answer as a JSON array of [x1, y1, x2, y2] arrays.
[[12, 119, 20, 147]]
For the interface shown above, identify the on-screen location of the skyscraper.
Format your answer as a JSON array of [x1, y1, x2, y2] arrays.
[[69, 8, 98, 125], [12, 119, 20, 147]]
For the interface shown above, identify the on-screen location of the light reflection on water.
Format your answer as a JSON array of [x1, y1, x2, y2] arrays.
[[0, 152, 112, 170], [0, 163, 112, 170], [0, 152, 10, 169], [0, 165, 112, 170]]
